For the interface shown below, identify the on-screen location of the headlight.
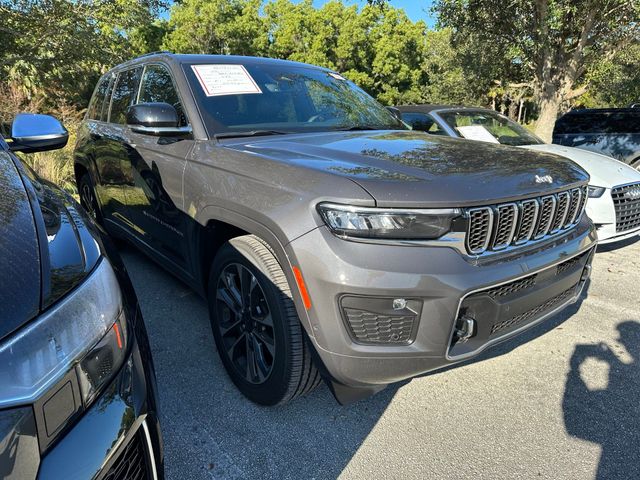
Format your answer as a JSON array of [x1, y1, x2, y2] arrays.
[[317, 203, 461, 240], [0, 259, 127, 410], [588, 186, 606, 198]]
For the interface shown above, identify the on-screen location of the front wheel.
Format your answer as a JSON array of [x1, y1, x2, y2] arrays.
[[208, 235, 320, 405]]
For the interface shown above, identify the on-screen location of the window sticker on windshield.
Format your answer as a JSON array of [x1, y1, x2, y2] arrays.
[[456, 125, 500, 143], [328, 72, 346, 81], [191, 65, 262, 96]]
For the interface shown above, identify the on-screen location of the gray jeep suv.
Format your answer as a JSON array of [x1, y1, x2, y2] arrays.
[[74, 53, 597, 405]]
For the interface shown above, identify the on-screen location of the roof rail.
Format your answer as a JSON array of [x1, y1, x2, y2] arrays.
[[136, 50, 173, 58]]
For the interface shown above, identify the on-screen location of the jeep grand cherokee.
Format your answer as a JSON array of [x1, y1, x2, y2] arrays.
[[74, 53, 597, 405]]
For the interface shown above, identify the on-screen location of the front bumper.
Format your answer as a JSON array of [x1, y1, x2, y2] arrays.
[[287, 215, 597, 390], [586, 188, 640, 244], [0, 316, 162, 480]]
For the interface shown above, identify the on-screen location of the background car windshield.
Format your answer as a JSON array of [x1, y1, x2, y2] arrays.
[[439, 110, 544, 146], [184, 63, 405, 134]]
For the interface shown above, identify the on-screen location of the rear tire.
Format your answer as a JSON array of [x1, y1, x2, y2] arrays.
[[208, 235, 320, 405]]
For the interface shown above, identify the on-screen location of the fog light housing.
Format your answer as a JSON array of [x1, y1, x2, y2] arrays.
[[340, 296, 422, 345]]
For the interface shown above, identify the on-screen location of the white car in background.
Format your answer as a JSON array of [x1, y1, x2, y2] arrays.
[[397, 105, 640, 245]]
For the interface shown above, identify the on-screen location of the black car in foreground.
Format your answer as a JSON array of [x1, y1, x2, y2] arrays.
[[553, 108, 640, 170], [0, 114, 162, 479]]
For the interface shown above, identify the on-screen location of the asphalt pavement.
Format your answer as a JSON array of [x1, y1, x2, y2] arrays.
[[120, 236, 640, 480]]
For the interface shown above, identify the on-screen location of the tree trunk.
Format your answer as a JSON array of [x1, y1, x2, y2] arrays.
[[517, 99, 524, 123], [534, 91, 562, 143]]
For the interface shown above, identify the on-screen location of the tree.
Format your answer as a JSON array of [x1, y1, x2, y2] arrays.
[[435, 0, 640, 141], [0, 0, 166, 109], [163, 0, 266, 55]]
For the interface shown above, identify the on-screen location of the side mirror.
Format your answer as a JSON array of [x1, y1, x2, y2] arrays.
[[126, 103, 191, 136], [10, 113, 69, 153], [386, 106, 402, 120]]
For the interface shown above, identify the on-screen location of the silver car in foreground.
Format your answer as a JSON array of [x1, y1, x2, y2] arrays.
[[75, 54, 597, 405]]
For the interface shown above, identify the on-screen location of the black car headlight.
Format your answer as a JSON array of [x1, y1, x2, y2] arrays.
[[0, 259, 128, 448], [317, 203, 461, 240]]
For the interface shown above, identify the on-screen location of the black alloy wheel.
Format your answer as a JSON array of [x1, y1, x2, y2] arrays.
[[208, 235, 321, 405], [215, 262, 276, 384]]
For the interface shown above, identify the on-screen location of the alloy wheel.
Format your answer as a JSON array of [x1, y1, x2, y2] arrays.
[[215, 263, 276, 384]]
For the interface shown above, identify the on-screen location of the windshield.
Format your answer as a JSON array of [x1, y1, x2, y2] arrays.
[[438, 110, 544, 146], [183, 62, 406, 136]]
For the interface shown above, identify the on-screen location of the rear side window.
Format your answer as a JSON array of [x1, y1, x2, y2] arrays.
[[87, 76, 109, 120], [138, 65, 188, 126], [401, 112, 446, 135], [555, 111, 640, 135], [109, 67, 142, 124]]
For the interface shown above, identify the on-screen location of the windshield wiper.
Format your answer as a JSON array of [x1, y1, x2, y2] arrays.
[[331, 125, 406, 132], [214, 130, 291, 140]]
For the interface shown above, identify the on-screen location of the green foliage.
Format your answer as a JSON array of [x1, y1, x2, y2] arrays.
[[163, 0, 266, 55], [435, 0, 640, 139], [583, 43, 640, 107], [0, 0, 167, 110]]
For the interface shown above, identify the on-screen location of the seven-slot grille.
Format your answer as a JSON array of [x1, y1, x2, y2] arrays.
[[611, 182, 640, 233], [465, 186, 587, 255]]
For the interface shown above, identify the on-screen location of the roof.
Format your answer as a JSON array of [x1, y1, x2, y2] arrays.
[[395, 104, 485, 114], [107, 52, 331, 74], [563, 107, 640, 115]]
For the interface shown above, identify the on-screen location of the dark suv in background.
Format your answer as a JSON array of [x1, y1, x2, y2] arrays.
[[1, 114, 162, 479], [553, 108, 640, 170], [75, 53, 596, 406]]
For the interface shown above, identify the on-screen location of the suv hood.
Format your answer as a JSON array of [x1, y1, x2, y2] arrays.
[[225, 131, 589, 207], [0, 150, 100, 340], [522, 143, 640, 188]]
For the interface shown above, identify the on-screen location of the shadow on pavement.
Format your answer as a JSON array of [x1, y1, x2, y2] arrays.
[[562, 320, 640, 480], [119, 244, 400, 480]]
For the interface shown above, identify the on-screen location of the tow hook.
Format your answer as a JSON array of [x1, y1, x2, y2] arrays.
[[455, 316, 476, 343]]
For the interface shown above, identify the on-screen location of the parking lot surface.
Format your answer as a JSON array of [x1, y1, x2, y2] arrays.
[[120, 237, 640, 480]]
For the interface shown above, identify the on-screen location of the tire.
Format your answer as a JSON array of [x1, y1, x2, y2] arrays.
[[208, 235, 321, 405], [78, 173, 103, 225]]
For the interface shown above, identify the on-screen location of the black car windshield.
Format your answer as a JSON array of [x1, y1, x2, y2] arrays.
[[438, 110, 544, 146], [183, 62, 406, 136]]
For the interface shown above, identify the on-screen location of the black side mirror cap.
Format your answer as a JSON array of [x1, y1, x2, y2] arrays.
[[10, 113, 69, 153], [126, 103, 191, 136]]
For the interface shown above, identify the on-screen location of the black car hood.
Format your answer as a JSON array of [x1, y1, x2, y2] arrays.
[[226, 130, 589, 207], [0, 150, 100, 340]]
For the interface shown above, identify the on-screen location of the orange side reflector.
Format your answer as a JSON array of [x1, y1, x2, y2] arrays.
[[113, 322, 123, 349], [292, 266, 312, 310]]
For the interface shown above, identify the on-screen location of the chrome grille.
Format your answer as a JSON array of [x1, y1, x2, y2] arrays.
[[464, 186, 587, 255], [534, 195, 556, 239], [466, 207, 493, 254], [611, 182, 640, 232], [550, 191, 570, 233], [514, 200, 539, 244], [492, 203, 518, 249]]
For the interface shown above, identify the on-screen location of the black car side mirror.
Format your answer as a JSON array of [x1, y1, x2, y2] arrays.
[[10, 113, 69, 153], [126, 103, 192, 136]]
